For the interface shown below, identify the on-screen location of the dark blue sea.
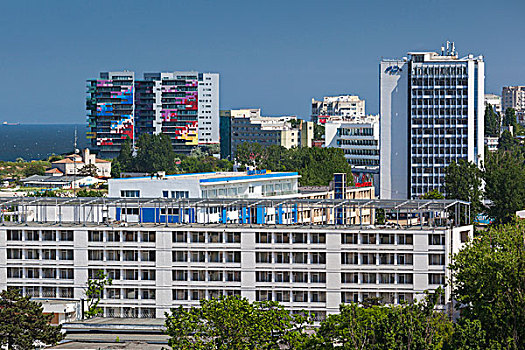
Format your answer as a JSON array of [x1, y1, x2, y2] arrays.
[[0, 124, 89, 161]]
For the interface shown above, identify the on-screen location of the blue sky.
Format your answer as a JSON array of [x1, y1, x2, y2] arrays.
[[0, 0, 524, 123]]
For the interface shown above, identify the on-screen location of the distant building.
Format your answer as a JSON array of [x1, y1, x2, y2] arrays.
[[221, 109, 313, 159], [324, 115, 380, 170], [51, 149, 111, 178], [485, 93, 502, 114], [311, 95, 365, 123], [87, 71, 219, 157], [380, 43, 485, 199], [485, 136, 499, 152], [502, 86, 525, 124], [20, 175, 104, 189], [87, 71, 135, 159], [219, 109, 261, 159]]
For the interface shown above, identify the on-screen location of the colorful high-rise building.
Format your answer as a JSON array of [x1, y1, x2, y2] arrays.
[[87, 71, 219, 157], [86, 71, 135, 159]]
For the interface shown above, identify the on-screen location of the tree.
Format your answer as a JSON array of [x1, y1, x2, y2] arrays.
[[23, 163, 45, 177], [85, 270, 112, 318], [421, 189, 445, 199], [78, 163, 98, 177], [502, 108, 517, 128], [306, 289, 453, 349], [0, 288, 63, 349], [314, 124, 325, 140], [483, 150, 525, 224], [165, 295, 312, 349], [498, 130, 519, 151], [117, 137, 134, 170], [444, 160, 483, 224], [134, 133, 176, 174], [484, 104, 500, 137], [77, 189, 103, 197], [449, 221, 525, 349]]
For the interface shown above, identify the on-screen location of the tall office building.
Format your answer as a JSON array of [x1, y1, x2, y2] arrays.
[[380, 44, 485, 199], [86, 71, 135, 159], [88, 71, 219, 157], [502, 86, 525, 125]]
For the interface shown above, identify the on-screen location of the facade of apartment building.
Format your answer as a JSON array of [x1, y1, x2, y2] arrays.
[[502, 86, 525, 124], [311, 95, 365, 124]]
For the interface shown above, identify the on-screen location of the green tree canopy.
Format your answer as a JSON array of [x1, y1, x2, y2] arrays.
[[421, 189, 445, 199], [23, 163, 46, 177], [483, 150, 525, 224], [306, 289, 453, 349], [134, 133, 176, 174], [484, 104, 500, 137], [85, 270, 112, 318], [502, 108, 517, 128], [0, 288, 63, 349], [165, 295, 311, 350], [444, 160, 483, 223], [449, 221, 525, 349]]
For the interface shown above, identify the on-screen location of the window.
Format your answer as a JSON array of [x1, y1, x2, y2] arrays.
[[226, 271, 241, 282], [398, 273, 413, 284], [7, 230, 22, 240], [257, 290, 272, 301], [60, 231, 73, 241], [292, 252, 307, 264], [398, 234, 413, 245], [342, 233, 358, 244], [141, 251, 156, 262], [107, 288, 121, 299], [378, 273, 395, 284], [275, 291, 290, 302], [311, 233, 326, 244], [42, 231, 56, 241], [342, 292, 359, 303], [460, 230, 469, 243], [275, 233, 290, 244], [208, 270, 223, 281], [42, 249, 56, 260], [26, 268, 39, 278], [121, 190, 140, 198], [429, 234, 445, 245], [310, 252, 326, 264], [173, 251, 188, 262], [256, 252, 272, 263], [124, 288, 138, 299], [226, 232, 241, 243], [26, 249, 39, 259], [141, 232, 156, 242], [397, 253, 413, 265], [107, 269, 121, 280], [26, 230, 38, 241], [107, 231, 120, 242], [172, 231, 187, 243], [256, 232, 271, 244], [428, 273, 445, 285], [293, 232, 307, 243], [341, 272, 358, 283], [123, 250, 138, 261], [429, 254, 445, 265], [225, 251, 241, 263], [341, 252, 358, 264], [274, 271, 290, 282], [256, 271, 272, 282], [106, 250, 120, 261], [379, 253, 395, 265], [275, 252, 290, 264], [191, 232, 205, 243], [123, 232, 137, 242], [142, 289, 156, 300], [208, 251, 223, 263], [7, 267, 22, 278], [293, 272, 307, 283], [362, 253, 377, 265], [59, 268, 74, 279], [361, 233, 376, 244], [208, 232, 223, 243], [171, 190, 189, 199], [293, 291, 308, 302], [88, 250, 103, 261], [310, 291, 326, 303], [172, 270, 187, 281], [124, 270, 138, 280], [173, 289, 189, 301], [190, 270, 206, 281], [362, 273, 377, 284], [42, 268, 56, 279], [88, 231, 103, 242], [310, 272, 326, 283], [379, 234, 395, 245], [190, 251, 206, 263]]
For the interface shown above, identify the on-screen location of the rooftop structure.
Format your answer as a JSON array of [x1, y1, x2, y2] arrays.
[[19, 175, 104, 189], [485, 93, 502, 115]]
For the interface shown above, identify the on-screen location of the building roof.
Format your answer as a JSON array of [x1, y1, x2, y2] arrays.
[[112, 171, 299, 182], [52, 158, 83, 164], [45, 168, 63, 174], [20, 175, 97, 184]]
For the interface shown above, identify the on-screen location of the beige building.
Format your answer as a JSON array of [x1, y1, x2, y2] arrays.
[[502, 86, 525, 124], [311, 95, 366, 123], [51, 149, 111, 178], [484, 93, 502, 115]]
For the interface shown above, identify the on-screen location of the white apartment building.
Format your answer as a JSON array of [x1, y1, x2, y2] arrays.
[[485, 93, 502, 115], [324, 115, 380, 170], [0, 197, 471, 320], [380, 44, 485, 199], [311, 95, 365, 123], [502, 86, 525, 124]]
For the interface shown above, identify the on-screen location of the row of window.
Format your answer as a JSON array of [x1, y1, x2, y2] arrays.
[[173, 251, 241, 263], [7, 267, 73, 279], [88, 250, 156, 262], [89, 268, 156, 281], [8, 286, 73, 298], [7, 230, 73, 241], [341, 253, 414, 265], [256, 290, 326, 303], [172, 270, 241, 282], [7, 249, 73, 260], [255, 252, 326, 264], [88, 231, 156, 242], [256, 271, 326, 283], [173, 231, 240, 243]]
